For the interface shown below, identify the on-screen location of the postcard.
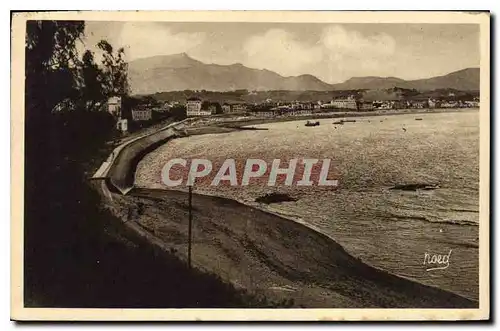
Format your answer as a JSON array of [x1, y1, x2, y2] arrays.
[[11, 10, 490, 321]]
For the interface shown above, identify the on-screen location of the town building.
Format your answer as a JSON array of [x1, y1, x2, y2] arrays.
[[464, 100, 479, 108], [440, 101, 459, 108], [272, 105, 291, 113], [358, 102, 375, 111], [250, 109, 275, 117], [289, 102, 314, 111], [330, 96, 358, 110], [131, 107, 152, 121], [373, 101, 393, 110], [222, 103, 232, 113], [116, 118, 128, 132], [428, 98, 437, 108], [186, 97, 210, 116], [232, 103, 247, 113], [107, 96, 122, 117], [409, 100, 427, 109], [289, 108, 313, 116]]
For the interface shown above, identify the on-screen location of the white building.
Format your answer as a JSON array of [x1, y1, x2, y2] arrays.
[[222, 103, 232, 113], [330, 96, 358, 110], [232, 103, 247, 113], [107, 96, 122, 116], [440, 101, 458, 108], [186, 98, 211, 116], [116, 118, 128, 132], [464, 100, 479, 108], [428, 98, 437, 108], [132, 108, 152, 121], [251, 110, 275, 117], [289, 108, 313, 116], [222, 102, 247, 113]]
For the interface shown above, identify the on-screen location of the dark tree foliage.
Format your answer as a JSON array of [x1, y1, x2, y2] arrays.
[[97, 40, 129, 97], [201, 100, 211, 110], [24, 21, 119, 307], [25, 20, 84, 118], [169, 104, 187, 121], [210, 102, 223, 114], [77, 50, 106, 111]]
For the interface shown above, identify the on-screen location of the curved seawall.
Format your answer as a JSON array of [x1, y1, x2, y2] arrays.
[[103, 121, 187, 194]]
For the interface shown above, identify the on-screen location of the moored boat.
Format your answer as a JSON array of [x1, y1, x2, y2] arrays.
[[305, 121, 320, 127]]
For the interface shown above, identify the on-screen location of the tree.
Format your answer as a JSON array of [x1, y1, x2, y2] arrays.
[[25, 21, 130, 116], [140, 95, 158, 106], [170, 105, 187, 121], [76, 50, 106, 112], [201, 100, 211, 110], [24, 21, 122, 165], [97, 40, 129, 97], [25, 20, 85, 116], [210, 102, 223, 114]]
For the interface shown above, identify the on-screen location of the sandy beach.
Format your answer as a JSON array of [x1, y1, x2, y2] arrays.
[[106, 186, 476, 308]]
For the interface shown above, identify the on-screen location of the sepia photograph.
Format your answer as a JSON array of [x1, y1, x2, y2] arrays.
[[10, 10, 490, 321]]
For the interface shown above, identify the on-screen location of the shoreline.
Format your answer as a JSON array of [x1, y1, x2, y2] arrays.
[[185, 108, 477, 135]]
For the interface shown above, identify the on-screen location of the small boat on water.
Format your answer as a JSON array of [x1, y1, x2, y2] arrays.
[[305, 121, 320, 127], [415, 118, 423, 121], [333, 119, 356, 125]]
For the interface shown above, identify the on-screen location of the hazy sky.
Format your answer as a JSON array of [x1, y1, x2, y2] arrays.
[[82, 21, 480, 84]]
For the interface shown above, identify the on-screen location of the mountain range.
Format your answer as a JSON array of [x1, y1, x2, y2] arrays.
[[128, 53, 479, 95]]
